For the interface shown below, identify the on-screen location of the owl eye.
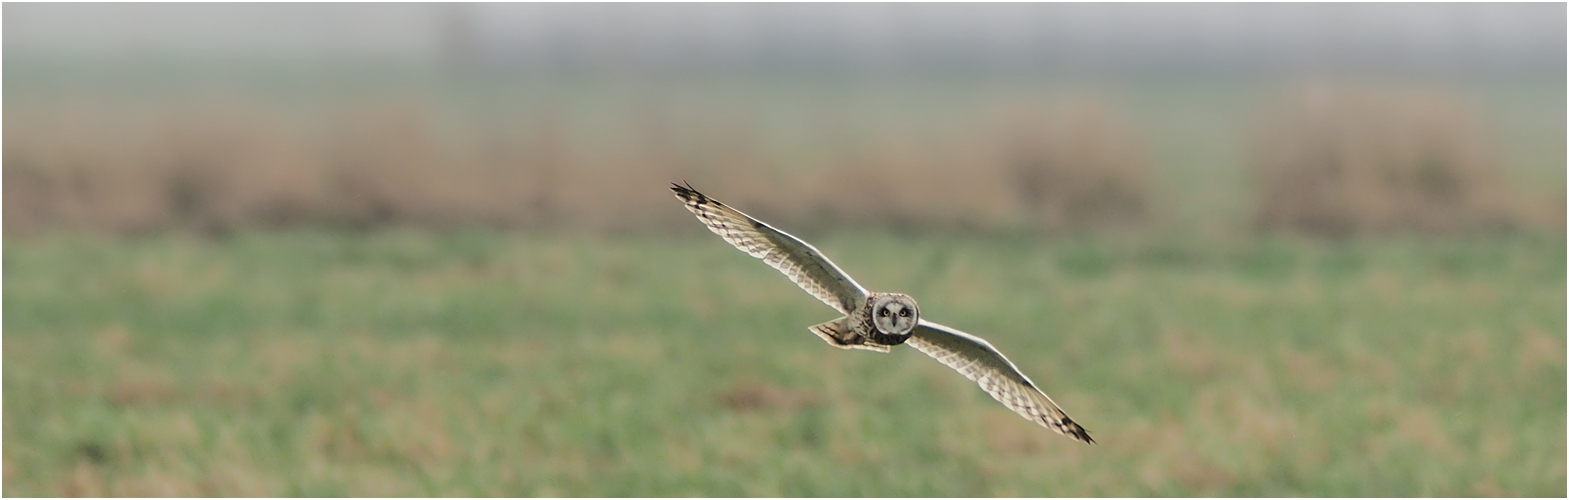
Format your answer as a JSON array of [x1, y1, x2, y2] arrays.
[[898, 309, 909, 318], [879, 309, 890, 318]]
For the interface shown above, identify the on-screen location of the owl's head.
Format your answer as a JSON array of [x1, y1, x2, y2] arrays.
[[868, 293, 920, 344]]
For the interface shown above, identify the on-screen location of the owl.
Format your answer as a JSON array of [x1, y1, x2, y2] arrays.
[[671, 183, 1093, 444]]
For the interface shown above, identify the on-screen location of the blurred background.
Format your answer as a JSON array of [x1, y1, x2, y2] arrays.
[[4, 3, 1564, 496]]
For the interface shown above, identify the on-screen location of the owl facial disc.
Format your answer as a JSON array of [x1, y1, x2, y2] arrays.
[[866, 293, 919, 345]]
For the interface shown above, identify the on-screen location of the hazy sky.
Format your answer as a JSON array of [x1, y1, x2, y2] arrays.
[[5, 3, 1563, 74]]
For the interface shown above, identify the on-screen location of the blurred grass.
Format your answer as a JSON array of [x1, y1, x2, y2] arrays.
[[5, 229, 1564, 496]]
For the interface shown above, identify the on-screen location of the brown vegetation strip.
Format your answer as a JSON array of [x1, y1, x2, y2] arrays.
[[4, 96, 1154, 236]]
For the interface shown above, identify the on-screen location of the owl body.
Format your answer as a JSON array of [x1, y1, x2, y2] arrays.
[[810, 292, 921, 351], [850, 292, 920, 347]]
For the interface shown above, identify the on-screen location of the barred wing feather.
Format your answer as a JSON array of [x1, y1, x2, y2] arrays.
[[671, 183, 869, 315], [907, 320, 1094, 444]]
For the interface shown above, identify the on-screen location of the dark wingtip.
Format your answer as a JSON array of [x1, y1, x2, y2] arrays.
[[1077, 429, 1096, 445], [670, 181, 715, 205], [670, 181, 696, 199], [1063, 418, 1095, 445]]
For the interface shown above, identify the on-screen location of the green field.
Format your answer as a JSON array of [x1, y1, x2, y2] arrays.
[[4, 230, 1563, 496]]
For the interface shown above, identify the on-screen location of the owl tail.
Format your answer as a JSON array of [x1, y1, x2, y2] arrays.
[[808, 317, 890, 353]]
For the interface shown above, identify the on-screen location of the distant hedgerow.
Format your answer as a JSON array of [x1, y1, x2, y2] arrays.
[[1249, 85, 1523, 237], [991, 98, 1152, 232]]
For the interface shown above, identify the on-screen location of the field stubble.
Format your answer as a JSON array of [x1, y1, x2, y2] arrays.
[[4, 230, 1564, 496]]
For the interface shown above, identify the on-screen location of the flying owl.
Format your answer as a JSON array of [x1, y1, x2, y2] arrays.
[[671, 183, 1094, 444]]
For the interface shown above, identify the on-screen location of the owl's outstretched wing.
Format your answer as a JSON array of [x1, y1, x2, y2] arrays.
[[671, 183, 869, 315], [907, 319, 1094, 444]]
